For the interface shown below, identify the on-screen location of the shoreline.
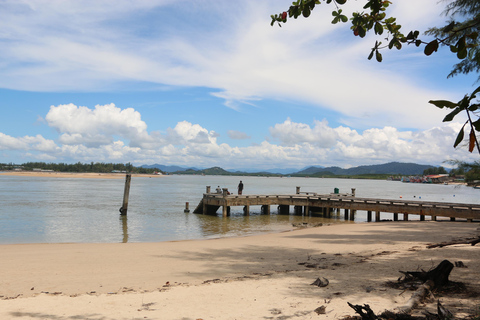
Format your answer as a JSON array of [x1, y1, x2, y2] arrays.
[[0, 221, 479, 319], [0, 171, 164, 179]]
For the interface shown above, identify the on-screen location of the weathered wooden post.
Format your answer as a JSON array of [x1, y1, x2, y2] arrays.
[[184, 202, 190, 213], [296, 186, 301, 194], [206, 186, 211, 193], [351, 188, 356, 197], [119, 174, 131, 216]]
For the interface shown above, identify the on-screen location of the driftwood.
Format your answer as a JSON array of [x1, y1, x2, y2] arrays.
[[399, 260, 453, 313], [347, 260, 455, 319], [347, 301, 452, 320], [347, 303, 378, 320], [427, 236, 480, 248], [400, 260, 454, 289]]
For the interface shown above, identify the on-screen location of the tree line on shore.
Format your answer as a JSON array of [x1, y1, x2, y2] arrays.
[[0, 162, 164, 175], [2, 161, 479, 182]]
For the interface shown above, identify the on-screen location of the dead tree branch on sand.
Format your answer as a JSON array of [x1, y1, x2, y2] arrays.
[[347, 260, 455, 320]]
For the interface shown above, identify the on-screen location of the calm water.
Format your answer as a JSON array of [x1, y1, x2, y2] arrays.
[[0, 174, 478, 244]]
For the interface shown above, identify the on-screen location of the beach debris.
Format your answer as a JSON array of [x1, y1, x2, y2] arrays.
[[454, 261, 467, 268], [270, 308, 282, 315], [427, 236, 480, 248], [139, 302, 156, 311], [364, 286, 375, 293], [202, 279, 222, 284], [314, 305, 327, 314], [311, 277, 329, 287], [347, 303, 377, 320], [347, 300, 454, 320]]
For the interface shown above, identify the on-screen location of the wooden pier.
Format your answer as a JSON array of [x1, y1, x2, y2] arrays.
[[193, 186, 480, 222]]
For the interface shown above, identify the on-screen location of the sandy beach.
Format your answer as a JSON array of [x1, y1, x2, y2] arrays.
[[0, 221, 479, 320], [0, 171, 163, 179]]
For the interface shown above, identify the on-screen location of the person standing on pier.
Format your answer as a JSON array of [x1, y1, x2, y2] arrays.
[[238, 180, 244, 195]]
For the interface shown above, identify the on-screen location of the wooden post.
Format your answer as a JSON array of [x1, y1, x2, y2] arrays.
[[261, 205, 270, 214], [206, 186, 211, 193], [222, 205, 228, 217], [375, 211, 381, 222], [393, 213, 398, 221], [350, 210, 356, 221], [351, 188, 356, 197], [184, 202, 190, 213], [244, 205, 250, 215], [367, 211, 372, 222], [119, 174, 131, 216], [404, 213, 409, 221], [278, 205, 289, 215], [344, 209, 349, 220], [296, 186, 301, 194]]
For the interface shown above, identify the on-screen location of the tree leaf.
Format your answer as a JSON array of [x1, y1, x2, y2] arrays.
[[375, 50, 382, 62], [472, 119, 480, 131], [368, 49, 375, 60], [428, 100, 458, 109], [453, 125, 466, 148], [469, 129, 476, 152], [375, 22, 383, 35], [457, 47, 468, 59], [443, 107, 463, 122], [424, 40, 439, 56], [303, 6, 311, 17]]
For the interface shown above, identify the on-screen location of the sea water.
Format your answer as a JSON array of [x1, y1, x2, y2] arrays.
[[0, 174, 478, 244]]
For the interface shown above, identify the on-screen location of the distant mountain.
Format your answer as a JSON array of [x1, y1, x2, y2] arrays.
[[228, 167, 302, 175], [175, 166, 231, 175], [143, 162, 436, 176], [141, 164, 201, 173], [295, 162, 434, 176]]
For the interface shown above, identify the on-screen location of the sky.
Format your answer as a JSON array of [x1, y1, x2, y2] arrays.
[[0, 0, 479, 171]]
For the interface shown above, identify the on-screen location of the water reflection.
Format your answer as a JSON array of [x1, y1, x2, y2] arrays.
[[120, 215, 128, 243]]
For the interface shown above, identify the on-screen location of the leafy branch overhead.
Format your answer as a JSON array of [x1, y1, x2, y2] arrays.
[[271, 0, 479, 64], [429, 86, 480, 154], [271, 0, 480, 154]]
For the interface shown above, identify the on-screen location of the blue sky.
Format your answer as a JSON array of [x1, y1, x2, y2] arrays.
[[0, 0, 479, 170]]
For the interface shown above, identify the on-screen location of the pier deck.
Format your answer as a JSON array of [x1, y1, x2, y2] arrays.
[[192, 186, 480, 222]]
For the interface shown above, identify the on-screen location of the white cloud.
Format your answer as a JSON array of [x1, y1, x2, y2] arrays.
[[45, 103, 148, 147], [227, 130, 250, 140], [0, 0, 468, 130], [1, 104, 477, 169]]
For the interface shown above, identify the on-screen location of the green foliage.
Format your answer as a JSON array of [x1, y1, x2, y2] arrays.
[[423, 166, 447, 175], [445, 159, 480, 181], [5, 162, 164, 174], [429, 85, 480, 153]]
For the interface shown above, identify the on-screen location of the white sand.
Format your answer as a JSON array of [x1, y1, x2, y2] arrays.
[[0, 221, 479, 319]]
